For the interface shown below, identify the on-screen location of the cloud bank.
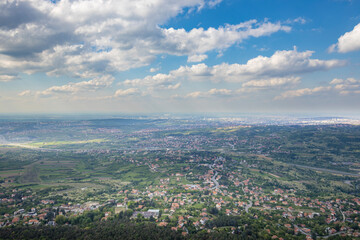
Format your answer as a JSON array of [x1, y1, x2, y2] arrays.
[[0, 0, 291, 81], [276, 78, 360, 99], [121, 48, 344, 95]]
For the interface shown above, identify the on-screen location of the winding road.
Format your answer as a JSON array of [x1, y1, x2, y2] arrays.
[[245, 200, 252, 213]]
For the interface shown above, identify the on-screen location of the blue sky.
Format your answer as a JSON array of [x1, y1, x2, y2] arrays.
[[0, 0, 359, 114]]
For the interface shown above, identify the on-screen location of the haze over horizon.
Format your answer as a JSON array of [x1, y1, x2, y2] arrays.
[[0, 0, 360, 114]]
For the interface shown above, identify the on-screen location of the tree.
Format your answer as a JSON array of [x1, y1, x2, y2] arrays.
[[55, 215, 66, 225], [46, 212, 54, 221]]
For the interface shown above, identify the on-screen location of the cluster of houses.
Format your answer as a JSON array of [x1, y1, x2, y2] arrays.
[[1, 150, 360, 239]]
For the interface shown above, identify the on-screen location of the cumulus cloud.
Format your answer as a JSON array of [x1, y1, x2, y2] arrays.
[[125, 48, 344, 86], [329, 23, 360, 53], [207, 0, 223, 8], [176, 47, 343, 82], [285, 17, 307, 25], [0, 0, 291, 81], [275, 77, 360, 99], [18, 90, 32, 97], [187, 54, 208, 62], [22, 75, 114, 97], [275, 86, 331, 100], [242, 77, 301, 88], [150, 67, 160, 73], [166, 82, 181, 90], [114, 88, 141, 97], [213, 47, 344, 80], [330, 77, 360, 94], [160, 20, 291, 56], [0, 74, 17, 82], [293, 17, 307, 24], [123, 73, 174, 87], [117, 48, 344, 100], [185, 88, 233, 98], [121, 73, 181, 93]]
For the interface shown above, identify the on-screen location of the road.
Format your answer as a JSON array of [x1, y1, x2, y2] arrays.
[[339, 208, 345, 223], [294, 225, 311, 236], [294, 224, 346, 239], [207, 157, 222, 192], [288, 164, 360, 177], [211, 171, 220, 190], [209, 159, 218, 187], [238, 182, 252, 213], [316, 231, 346, 239], [245, 200, 252, 213]]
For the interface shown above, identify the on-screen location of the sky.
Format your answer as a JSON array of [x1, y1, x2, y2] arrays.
[[0, 0, 360, 115]]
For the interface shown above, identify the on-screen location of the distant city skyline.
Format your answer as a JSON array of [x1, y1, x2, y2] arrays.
[[0, 0, 360, 114]]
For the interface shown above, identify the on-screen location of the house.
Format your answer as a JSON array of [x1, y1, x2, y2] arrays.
[[131, 209, 160, 219], [28, 219, 40, 225], [14, 209, 25, 216], [47, 221, 56, 226], [158, 222, 168, 227], [12, 217, 20, 223]]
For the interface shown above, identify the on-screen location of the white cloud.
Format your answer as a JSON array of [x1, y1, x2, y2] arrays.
[[121, 72, 182, 94], [329, 78, 345, 85], [275, 77, 360, 99], [185, 88, 233, 98], [275, 86, 331, 100], [160, 20, 291, 56], [23, 75, 114, 97], [166, 82, 181, 90], [217, 47, 344, 80], [18, 90, 32, 97], [123, 73, 175, 87], [284, 17, 307, 25], [128, 48, 344, 85], [242, 77, 300, 88], [207, 0, 223, 8], [116, 48, 344, 100], [0, 74, 17, 82], [187, 54, 208, 62], [0, 0, 291, 81], [293, 17, 307, 24], [150, 67, 160, 73], [329, 23, 360, 53], [179, 47, 344, 82], [114, 88, 140, 97], [331, 78, 360, 94]]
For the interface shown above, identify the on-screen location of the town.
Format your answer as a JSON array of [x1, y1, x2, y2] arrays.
[[0, 117, 360, 239]]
